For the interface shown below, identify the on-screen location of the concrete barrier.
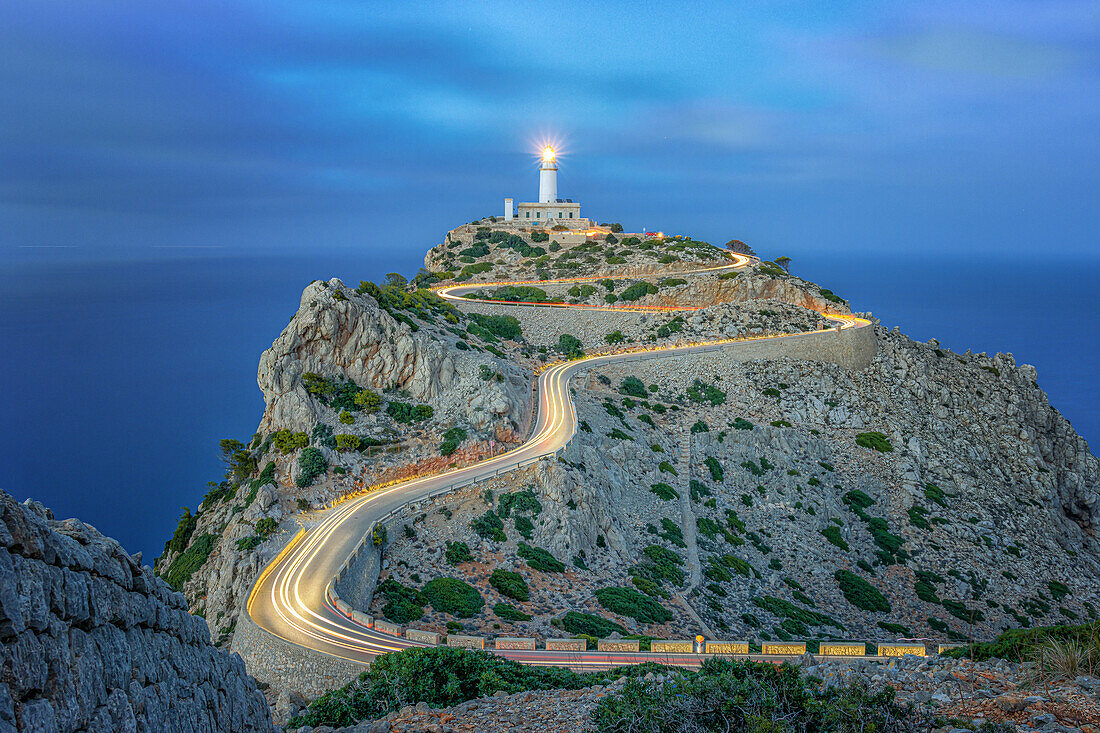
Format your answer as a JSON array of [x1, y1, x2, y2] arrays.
[[597, 639, 641, 653], [879, 644, 926, 658], [495, 637, 536, 651], [546, 638, 587, 652], [761, 642, 806, 656], [374, 619, 401, 636], [819, 642, 866, 657], [705, 640, 750, 655], [447, 635, 485, 650], [651, 640, 694, 654], [348, 609, 373, 628], [405, 628, 440, 645]]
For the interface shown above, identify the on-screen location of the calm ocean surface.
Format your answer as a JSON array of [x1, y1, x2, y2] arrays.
[[2, 251, 1096, 559]]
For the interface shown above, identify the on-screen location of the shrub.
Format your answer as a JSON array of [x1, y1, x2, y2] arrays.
[[514, 515, 534, 539], [440, 426, 467, 456], [557, 333, 584, 358], [595, 587, 672, 625], [271, 429, 310, 455], [834, 569, 891, 613], [605, 330, 625, 344], [162, 533, 218, 591], [686, 379, 726, 406], [518, 543, 565, 573], [236, 535, 262, 552], [334, 433, 360, 451], [493, 603, 532, 622], [650, 483, 678, 501], [421, 578, 484, 618], [592, 657, 920, 733], [561, 611, 627, 638], [855, 431, 893, 452], [704, 457, 724, 482], [924, 483, 947, 507], [619, 281, 658, 301], [471, 511, 506, 542], [166, 508, 197, 556], [620, 376, 648, 397], [946, 621, 1100, 663], [821, 526, 849, 551], [467, 313, 523, 340], [387, 401, 434, 424], [732, 418, 753, 430], [296, 447, 327, 487], [445, 541, 473, 565], [338, 410, 355, 425], [497, 490, 543, 518], [690, 420, 709, 434], [377, 578, 423, 623], [658, 461, 678, 476], [489, 568, 529, 601]]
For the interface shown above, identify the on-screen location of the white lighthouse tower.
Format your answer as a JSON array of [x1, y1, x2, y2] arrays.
[[538, 146, 558, 203], [503, 145, 585, 226]]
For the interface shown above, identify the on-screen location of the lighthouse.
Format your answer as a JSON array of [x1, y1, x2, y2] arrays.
[[538, 146, 558, 203], [503, 145, 585, 226]]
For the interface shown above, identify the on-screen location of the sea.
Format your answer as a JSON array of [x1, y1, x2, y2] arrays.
[[2, 251, 1096, 560]]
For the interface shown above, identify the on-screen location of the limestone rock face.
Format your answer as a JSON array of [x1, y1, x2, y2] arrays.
[[257, 278, 528, 434], [0, 490, 274, 732]]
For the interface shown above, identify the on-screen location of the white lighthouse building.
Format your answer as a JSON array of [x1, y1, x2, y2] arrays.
[[503, 147, 587, 228]]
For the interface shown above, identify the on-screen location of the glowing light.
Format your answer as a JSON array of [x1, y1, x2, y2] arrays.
[[542, 146, 556, 162]]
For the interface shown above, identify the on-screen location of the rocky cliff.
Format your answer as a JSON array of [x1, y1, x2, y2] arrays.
[[0, 490, 273, 732], [157, 276, 533, 660]]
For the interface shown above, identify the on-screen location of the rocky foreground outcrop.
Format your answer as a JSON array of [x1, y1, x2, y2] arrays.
[[0, 490, 273, 732]]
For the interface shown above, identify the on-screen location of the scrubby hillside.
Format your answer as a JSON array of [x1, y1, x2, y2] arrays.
[[374, 324, 1100, 646], [0, 490, 273, 731]]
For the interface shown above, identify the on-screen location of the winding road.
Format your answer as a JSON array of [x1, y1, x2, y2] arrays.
[[247, 252, 871, 669]]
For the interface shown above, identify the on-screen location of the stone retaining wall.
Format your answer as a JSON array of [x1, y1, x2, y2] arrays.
[[597, 639, 640, 652], [447, 635, 485, 649], [332, 535, 381, 612], [546, 638, 587, 652], [820, 642, 867, 656], [651, 640, 694, 654], [231, 609, 364, 699], [880, 644, 927, 657], [495, 637, 537, 650], [705, 640, 750, 655], [406, 628, 441, 645], [762, 642, 807, 655]]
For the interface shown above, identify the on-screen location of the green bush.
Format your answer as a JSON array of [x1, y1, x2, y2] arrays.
[[467, 313, 523, 340], [686, 379, 726, 406], [387, 401, 434, 424], [497, 490, 543, 518], [471, 511, 506, 542], [620, 376, 648, 397], [821, 526, 849, 551], [518, 543, 565, 573], [338, 410, 355, 425], [595, 587, 672, 625], [162, 533, 218, 591], [493, 603, 532, 622], [658, 461, 678, 476], [593, 657, 922, 733], [334, 433, 360, 451], [377, 578, 423, 623], [620, 281, 658, 301], [296, 447, 327, 487], [514, 515, 534, 539], [236, 535, 262, 552], [834, 569, 891, 613], [855, 431, 893, 452], [732, 418, 753, 430], [944, 621, 1100, 662], [445, 541, 472, 565], [557, 333, 584, 358], [439, 426, 467, 456], [421, 578, 484, 618], [166, 508, 197, 556], [355, 388, 381, 413], [560, 611, 626, 638], [704, 457, 724, 482], [271, 429, 310, 455], [489, 568, 529, 601], [690, 420, 709, 434], [650, 483, 678, 501], [605, 330, 625, 344]]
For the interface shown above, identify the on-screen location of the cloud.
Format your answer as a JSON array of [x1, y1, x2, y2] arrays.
[[866, 28, 1078, 80]]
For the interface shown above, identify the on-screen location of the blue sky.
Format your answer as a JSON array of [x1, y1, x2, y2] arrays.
[[1, 1, 1097, 265]]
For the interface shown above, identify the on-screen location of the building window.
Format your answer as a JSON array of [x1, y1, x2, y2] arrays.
[[525, 211, 529, 218], [536, 211, 540, 218], [557, 212, 562, 218], [569, 212, 573, 218]]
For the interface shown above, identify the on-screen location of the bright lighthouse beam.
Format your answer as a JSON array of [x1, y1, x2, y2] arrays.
[[542, 146, 555, 162]]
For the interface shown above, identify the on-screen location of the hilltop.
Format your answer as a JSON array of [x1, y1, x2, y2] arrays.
[[154, 219, 1099, 716]]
